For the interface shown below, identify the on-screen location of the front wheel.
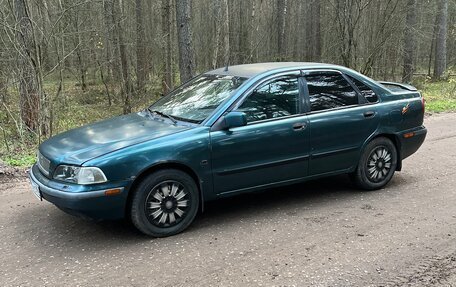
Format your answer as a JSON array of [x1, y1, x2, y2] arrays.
[[352, 137, 398, 190], [130, 169, 199, 237]]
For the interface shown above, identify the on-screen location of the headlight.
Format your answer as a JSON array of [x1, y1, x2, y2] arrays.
[[53, 165, 107, 185]]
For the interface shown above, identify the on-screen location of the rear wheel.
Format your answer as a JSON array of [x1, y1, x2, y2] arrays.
[[352, 137, 398, 190], [130, 169, 199, 237]]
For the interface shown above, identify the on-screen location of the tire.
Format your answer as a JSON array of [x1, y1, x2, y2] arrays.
[[352, 137, 398, 190], [130, 169, 199, 237]]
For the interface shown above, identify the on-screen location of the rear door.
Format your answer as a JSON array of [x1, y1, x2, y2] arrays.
[[304, 71, 381, 176], [210, 72, 310, 194]]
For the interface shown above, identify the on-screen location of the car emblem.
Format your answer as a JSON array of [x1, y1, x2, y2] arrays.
[[402, 103, 410, 115]]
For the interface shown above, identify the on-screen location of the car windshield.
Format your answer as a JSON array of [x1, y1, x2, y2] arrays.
[[149, 74, 247, 123]]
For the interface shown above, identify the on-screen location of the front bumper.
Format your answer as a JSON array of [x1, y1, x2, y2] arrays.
[[29, 164, 130, 220]]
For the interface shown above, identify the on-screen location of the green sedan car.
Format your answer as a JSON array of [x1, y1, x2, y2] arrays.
[[30, 62, 427, 237]]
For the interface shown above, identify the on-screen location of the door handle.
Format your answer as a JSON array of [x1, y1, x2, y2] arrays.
[[292, 122, 307, 131], [363, 111, 375, 118]]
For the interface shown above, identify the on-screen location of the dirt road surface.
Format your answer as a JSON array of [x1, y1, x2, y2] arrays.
[[1, 113, 456, 287]]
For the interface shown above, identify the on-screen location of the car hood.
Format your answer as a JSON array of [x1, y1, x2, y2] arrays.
[[40, 112, 192, 165]]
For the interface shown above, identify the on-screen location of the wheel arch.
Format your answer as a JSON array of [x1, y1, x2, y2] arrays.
[[365, 133, 402, 171], [125, 161, 204, 218]]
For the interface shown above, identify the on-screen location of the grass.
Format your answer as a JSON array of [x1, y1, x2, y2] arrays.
[[425, 99, 456, 112], [414, 77, 456, 113], [0, 78, 161, 168], [3, 154, 36, 167], [0, 76, 455, 168]]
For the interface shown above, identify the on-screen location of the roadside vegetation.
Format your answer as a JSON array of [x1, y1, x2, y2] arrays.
[[1, 75, 455, 168], [417, 78, 456, 112], [0, 76, 161, 168]]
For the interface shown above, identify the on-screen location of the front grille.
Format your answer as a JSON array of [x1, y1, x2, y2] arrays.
[[37, 151, 50, 176]]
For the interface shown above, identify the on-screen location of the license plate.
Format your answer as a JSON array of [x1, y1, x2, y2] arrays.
[[30, 180, 42, 201]]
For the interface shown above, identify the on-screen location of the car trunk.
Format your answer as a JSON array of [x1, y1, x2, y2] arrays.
[[378, 81, 425, 130]]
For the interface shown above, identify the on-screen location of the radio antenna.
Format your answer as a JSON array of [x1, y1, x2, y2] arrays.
[[224, 50, 229, 72]]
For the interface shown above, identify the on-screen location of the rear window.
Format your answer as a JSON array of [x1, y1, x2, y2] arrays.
[[347, 75, 378, 103]]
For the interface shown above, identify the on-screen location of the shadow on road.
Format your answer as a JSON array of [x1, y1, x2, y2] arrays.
[[196, 175, 355, 221]]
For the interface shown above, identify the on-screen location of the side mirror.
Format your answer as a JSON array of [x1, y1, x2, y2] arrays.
[[223, 111, 247, 129]]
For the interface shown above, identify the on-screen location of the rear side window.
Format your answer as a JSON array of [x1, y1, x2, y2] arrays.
[[305, 72, 358, 112], [347, 75, 378, 103], [237, 76, 299, 123]]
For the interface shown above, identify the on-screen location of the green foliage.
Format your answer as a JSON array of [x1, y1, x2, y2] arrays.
[[0, 79, 160, 168], [426, 99, 456, 112], [418, 78, 456, 113], [4, 153, 36, 167]]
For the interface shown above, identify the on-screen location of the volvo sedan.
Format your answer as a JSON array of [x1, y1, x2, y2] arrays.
[[30, 62, 427, 237]]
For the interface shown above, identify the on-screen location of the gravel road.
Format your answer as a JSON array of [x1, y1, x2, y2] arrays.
[[1, 113, 456, 287]]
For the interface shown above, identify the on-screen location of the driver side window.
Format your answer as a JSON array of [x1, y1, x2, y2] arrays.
[[236, 76, 300, 123]]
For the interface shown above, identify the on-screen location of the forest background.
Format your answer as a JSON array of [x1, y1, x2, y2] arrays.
[[0, 0, 454, 167]]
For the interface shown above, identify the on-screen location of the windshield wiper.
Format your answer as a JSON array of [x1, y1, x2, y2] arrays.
[[147, 108, 177, 124]]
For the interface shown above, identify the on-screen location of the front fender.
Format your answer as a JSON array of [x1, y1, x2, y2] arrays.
[[83, 127, 215, 201]]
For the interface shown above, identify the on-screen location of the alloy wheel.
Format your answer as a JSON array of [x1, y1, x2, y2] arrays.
[[144, 180, 190, 227], [366, 146, 392, 182]]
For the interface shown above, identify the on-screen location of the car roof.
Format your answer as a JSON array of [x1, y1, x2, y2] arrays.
[[206, 62, 343, 78]]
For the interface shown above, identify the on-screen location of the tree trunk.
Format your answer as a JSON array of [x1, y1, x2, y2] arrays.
[[222, 0, 230, 67], [237, 0, 247, 63], [135, 0, 147, 92], [305, 0, 321, 61], [212, 1, 221, 68], [277, 0, 287, 59], [103, 0, 114, 79], [112, 0, 133, 113], [0, 77, 6, 104], [433, 0, 448, 80], [305, 1, 312, 61], [73, 14, 87, 92], [427, 8, 439, 77], [248, 0, 256, 62], [175, 0, 195, 83], [14, 0, 40, 132], [402, 0, 417, 83], [162, 0, 173, 93], [312, 0, 321, 61]]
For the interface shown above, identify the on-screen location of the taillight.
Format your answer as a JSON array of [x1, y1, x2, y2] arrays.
[[421, 96, 426, 112]]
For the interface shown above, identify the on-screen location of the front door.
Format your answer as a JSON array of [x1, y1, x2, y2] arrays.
[[210, 74, 310, 194]]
